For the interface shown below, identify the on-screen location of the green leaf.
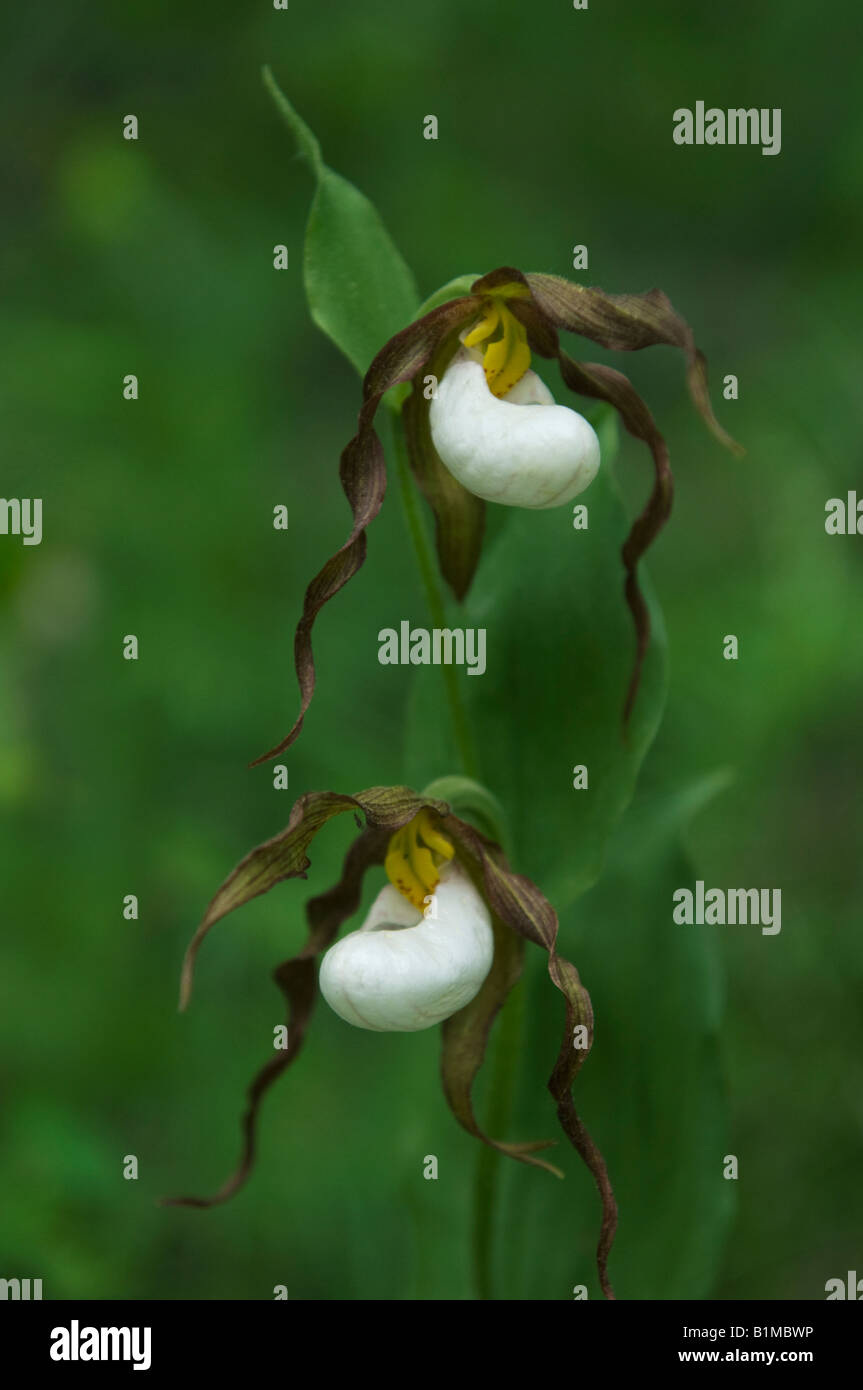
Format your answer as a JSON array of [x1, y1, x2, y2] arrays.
[[263, 67, 420, 377], [405, 405, 667, 909], [496, 774, 732, 1300], [468, 407, 666, 906]]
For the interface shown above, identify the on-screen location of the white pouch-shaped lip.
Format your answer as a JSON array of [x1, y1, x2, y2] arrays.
[[429, 349, 600, 509], [318, 862, 493, 1032]]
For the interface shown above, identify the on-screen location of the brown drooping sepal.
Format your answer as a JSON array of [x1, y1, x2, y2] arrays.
[[162, 824, 390, 1209], [250, 298, 479, 767], [402, 332, 486, 601], [446, 815, 618, 1300], [441, 912, 562, 1176]]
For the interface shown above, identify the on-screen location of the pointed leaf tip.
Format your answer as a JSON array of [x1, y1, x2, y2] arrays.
[[262, 66, 323, 173], [263, 67, 419, 377]]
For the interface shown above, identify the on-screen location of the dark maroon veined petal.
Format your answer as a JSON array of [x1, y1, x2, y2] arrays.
[[250, 297, 479, 767]]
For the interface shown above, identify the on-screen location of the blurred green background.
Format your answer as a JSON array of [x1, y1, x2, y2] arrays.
[[1, 0, 861, 1300]]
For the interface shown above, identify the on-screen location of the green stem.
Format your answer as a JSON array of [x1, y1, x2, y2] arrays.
[[472, 979, 525, 1300], [390, 408, 479, 779], [390, 406, 516, 1301]]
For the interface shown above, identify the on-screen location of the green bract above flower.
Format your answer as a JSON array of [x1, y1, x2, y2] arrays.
[[163, 782, 618, 1299]]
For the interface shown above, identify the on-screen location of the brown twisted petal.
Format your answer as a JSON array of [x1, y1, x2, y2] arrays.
[[444, 814, 618, 1301], [525, 272, 744, 458], [440, 907, 563, 1177], [177, 786, 450, 1011], [557, 353, 672, 724], [487, 266, 741, 725], [250, 297, 480, 767], [161, 824, 390, 1210], [510, 286, 671, 721], [166, 787, 452, 1208]]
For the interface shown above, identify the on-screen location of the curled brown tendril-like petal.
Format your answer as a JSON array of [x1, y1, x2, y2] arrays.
[[479, 266, 742, 725], [445, 812, 618, 1300], [249, 299, 479, 767], [161, 824, 389, 1210]]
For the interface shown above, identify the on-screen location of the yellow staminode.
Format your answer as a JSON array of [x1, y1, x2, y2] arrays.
[[463, 298, 531, 398], [385, 811, 455, 911]]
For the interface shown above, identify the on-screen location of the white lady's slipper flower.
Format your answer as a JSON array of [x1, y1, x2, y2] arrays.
[[173, 779, 617, 1296], [258, 267, 741, 767], [430, 346, 601, 510], [319, 861, 493, 1032]]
